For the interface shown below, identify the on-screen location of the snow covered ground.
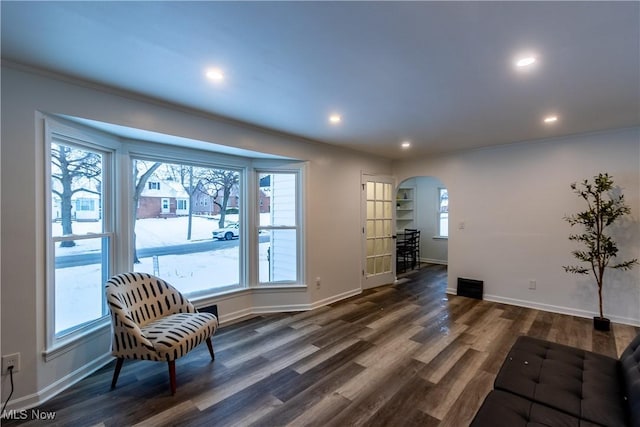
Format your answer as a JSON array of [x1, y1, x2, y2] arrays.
[[54, 215, 269, 334]]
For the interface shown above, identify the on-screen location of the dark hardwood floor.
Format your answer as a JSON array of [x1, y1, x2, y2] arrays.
[[6, 264, 638, 426]]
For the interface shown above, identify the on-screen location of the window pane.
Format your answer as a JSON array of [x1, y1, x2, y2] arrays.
[[258, 171, 299, 284], [50, 141, 108, 337], [54, 237, 109, 335], [133, 160, 241, 294], [440, 214, 449, 237], [259, 229, 297, 282], [259, 173, 296, 227], [439, 188, 449, 237], [51, 143, 103, 237]]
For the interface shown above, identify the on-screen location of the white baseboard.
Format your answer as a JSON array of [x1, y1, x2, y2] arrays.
[[218, 288, 362, 325], [310, 288, 362, 310], [218, 307, 255, 326], [446, 287, 640, 327], [4, 353, 112, 413], [422, 258, 447, 265]]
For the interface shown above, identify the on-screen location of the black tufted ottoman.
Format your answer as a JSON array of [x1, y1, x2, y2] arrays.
[[471, 389, 600, 427], [471, 333, 640, 427]]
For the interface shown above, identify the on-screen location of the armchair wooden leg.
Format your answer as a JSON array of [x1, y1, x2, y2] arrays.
[[111, 358, 124, 389], [168, 360, 176, 395], [206, 337, 215, 361]]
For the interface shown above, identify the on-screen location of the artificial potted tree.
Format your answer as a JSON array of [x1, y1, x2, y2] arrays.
[[564, 173, 638, 331]]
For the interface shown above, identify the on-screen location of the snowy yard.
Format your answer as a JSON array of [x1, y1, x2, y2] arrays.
[[54, 215, 270, 334], [54, 215, 235, 254]]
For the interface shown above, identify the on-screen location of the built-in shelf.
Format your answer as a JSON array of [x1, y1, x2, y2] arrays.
[[396, 187, 415, 230]]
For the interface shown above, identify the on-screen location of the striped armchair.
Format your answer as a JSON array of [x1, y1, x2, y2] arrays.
[[105, 272, 218, 395]]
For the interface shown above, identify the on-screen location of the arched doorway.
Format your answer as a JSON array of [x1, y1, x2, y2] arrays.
[[396, 176, 449, 276]]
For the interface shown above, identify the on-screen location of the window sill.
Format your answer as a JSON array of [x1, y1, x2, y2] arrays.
[[43, 319, 110, 362], [432, 236, 448, 240]]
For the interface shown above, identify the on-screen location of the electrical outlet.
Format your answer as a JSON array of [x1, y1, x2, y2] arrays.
[[529, 280, 537, 290], [2, 353, 20, 375], [315, 277, 321, 289]]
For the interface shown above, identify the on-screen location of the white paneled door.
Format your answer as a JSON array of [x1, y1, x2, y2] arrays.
[[362, 174, 395, 289]]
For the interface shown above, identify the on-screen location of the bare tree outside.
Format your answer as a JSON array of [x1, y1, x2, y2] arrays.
[[132, 161, 240, 243], [203, 169, 240, 228], [51, 143, 102, 247], [133, 160, 161, 262], [165, 164, 201, 240]]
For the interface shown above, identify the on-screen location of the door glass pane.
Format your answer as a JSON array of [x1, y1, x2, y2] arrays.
[[364, 176, 394, 281], [374, 238, 382, 256], [376, 201, 383, 218], [376, 182, 383, 199], [384, 201, 392, 218], [367, 182, 375, 200], [367, 201, 375, 218], [366, 220, 375, 237], [384, 183, 392, 200], [383, 255, 391, 271], [375, 220, 383, 237], [366, 258, 375, 275], [375, 257, 383, 274]]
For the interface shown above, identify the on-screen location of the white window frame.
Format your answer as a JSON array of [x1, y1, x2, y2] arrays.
[[128, 146, 249, 296], [176, 198, 188, 211], [41, 116, 307, 356], [44, 117, 120, 356], [438, 187, 449, 238], [254, 166, 305, 286]]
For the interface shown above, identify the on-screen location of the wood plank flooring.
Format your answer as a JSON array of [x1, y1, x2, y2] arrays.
[[6, 264, 638, 426]]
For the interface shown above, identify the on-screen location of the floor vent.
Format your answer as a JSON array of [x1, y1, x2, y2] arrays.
[[457, 278, 483, 300], [199, 304, 219, 318]]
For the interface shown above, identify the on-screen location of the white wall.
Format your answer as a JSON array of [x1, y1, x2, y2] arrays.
[[0, 65, 391, 409], [411, 176, 448, 264], [394, 128, 640, 325]]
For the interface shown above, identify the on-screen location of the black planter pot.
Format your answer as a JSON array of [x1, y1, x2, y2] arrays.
[[593, 316, 610, 331]]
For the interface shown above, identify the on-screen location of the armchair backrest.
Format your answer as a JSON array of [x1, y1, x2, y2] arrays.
[[105, 272, 195, 329]]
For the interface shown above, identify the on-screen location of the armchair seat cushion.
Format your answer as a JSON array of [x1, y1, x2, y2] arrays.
[[494, 336, 628, 427], [141, 312, 218, 361]]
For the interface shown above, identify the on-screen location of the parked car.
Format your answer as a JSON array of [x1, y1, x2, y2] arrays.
[[212, 223, 239, 240]]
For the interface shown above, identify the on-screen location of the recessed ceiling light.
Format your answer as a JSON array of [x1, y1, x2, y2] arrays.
[[515, 55, 537, 68], [401, 141, 411, 149], [205, 68, 224, 82], [329, 114, 342, 124], [544, 115, 558, 123]]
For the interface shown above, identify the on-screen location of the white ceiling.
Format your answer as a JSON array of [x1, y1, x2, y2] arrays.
[[2, 1, 639, 160]]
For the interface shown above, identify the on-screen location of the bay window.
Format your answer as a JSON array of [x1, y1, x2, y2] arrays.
[[44, 116, 305, 352]]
